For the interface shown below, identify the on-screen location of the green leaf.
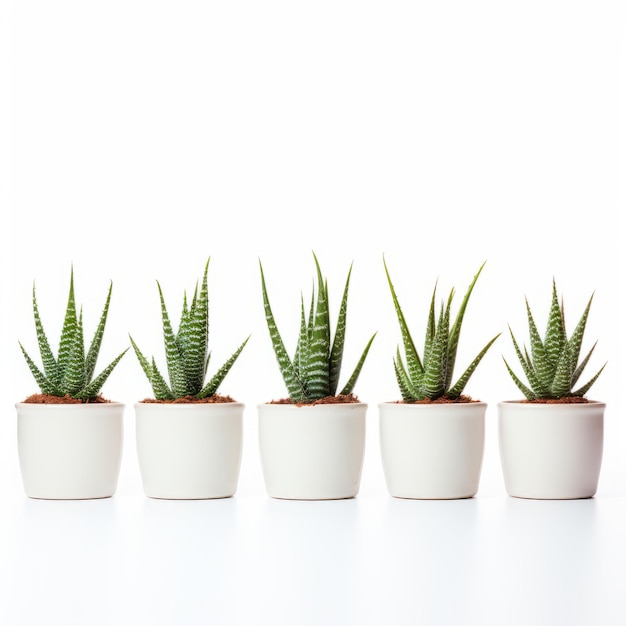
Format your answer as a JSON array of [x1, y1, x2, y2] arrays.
[[183, 260, 210, 394], [383, 257, 423, 384], [306, 254, 331, 399], [76, 349, 129, 400], [260, 261, 307, 401], [446, 261, 485, 391], [32, 283, 59, 385], [329, 264, 351, 397], [339, 332, 376, 396], [57, 267, 78, 382], [158, 281, 188, 397], [84, 281, 112, 384], [393, 350, 419, 401], [62, 308, 86, 395], [448, 333, 500, 398], [19, 343, 61, 396], [526, 298, 553, 390], [196, 336, 249, 398], [543, 280, 567, 371], [503, 357, 536, 400], [572, 363, 607, 397], [422, 301, 448, 399]]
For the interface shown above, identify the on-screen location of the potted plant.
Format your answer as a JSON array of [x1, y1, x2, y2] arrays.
[[131, 259, 249, 499], [499, 280, 607, 499], [257, 253, 376, 500], [379, 260, 500, 499], [17, 268, 128, 499]]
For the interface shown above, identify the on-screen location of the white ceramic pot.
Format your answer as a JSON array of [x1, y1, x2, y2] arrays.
[[16, 402, 124, 500], [498, 400, 605, 499], [135, 402, 244, 499], [379, 401, 486, 499], [258, 402, 367, 500]]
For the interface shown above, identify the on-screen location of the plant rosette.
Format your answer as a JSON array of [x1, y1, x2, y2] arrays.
[[258, 399, 367, 500], [379, 400, 486, 499], [135, 399, 244, 499], [16, 400, 124, 500], [498, 400, 605, 499]]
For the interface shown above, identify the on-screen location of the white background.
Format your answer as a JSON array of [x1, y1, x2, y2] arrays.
[[2, 1, 625, 625]]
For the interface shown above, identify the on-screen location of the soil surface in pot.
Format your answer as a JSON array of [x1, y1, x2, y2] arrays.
[[140, 394, 236, 404], [22, 394, 111, 404], [269, 393, 361, 406], [520, 396, 590, 404]]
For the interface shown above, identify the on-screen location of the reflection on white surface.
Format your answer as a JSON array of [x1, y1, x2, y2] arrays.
[[1, 494, 626, 625]]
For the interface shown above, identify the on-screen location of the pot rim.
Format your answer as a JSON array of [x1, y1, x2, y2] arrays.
[[258, 401, 367, 410], [16, 401, 125, 409], [135, 401, 245, 409], [378, 400, 487, 408], [498, 399, 605, 409]]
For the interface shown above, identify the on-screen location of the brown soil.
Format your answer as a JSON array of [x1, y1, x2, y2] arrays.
[[140, 394, 236, 404], [391, 395, 478, 405], [22, 394, 111, 404], [522, 396, 590, 404], [269, 393, 361, 406]]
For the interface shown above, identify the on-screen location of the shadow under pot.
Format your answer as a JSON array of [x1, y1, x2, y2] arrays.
[[134, 401, 244, 500], [258, 402, 367, 500], [379, 401, 486, 499], [498, 400, 605, 499], [16, 402, 124, 500]]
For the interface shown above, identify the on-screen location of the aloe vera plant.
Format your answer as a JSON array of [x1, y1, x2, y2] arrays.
[[19, 269, 128, 402], [385, 260, 499, 402], [260, 253, 376, 403], [131, 259, 248, 400], [504, 280, 606, 400]]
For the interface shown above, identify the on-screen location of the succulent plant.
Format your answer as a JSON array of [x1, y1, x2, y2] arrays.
[[131, 259, 248, 400], [504, 280, 606, 400], [385, 259, 499, 402], [260, 253, 376, 403], [20, 268, 128, 402]]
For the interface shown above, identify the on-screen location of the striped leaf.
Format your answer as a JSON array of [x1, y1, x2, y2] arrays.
[[196, 336, 250, 398], [383, 257, 423, 385], [260, 261, 307, 401], [526, 298, 553, 390], [329, 264, 352, 396], [76, 349, 129, 400], [19, 343, 61, 396], [158, 282, 188, 397], [447, 332, 501, 398], [57, 268, 78, 382], [306, 256, 331, 399], [84, 282, 112, 384], [503, 357, 536, 400], [393, 349, 419, 401], [446, 261, 485, 390], [508, 327, 546, 397], [422, 301, 448, 399], [339, 332, 376, 396], [543, 280, 567, 372], [62, 308, 86, 396], [183, 260, 210, 393], [32, 283, 59, 385]]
